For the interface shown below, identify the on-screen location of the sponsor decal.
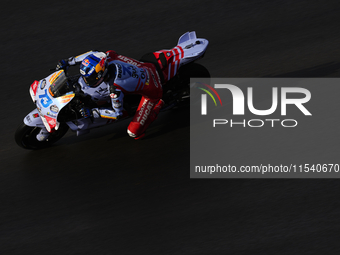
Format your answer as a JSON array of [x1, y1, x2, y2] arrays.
[[131, 66, 139, 79], [137, 101, 154, 125], [82, 59, 90, 67], [39, 89, 53, 108], [58, 94, 75, 104], [44, 115, 57, 131], [49, 70, 63, 84], [117, 55, 141, 67], [140, 68, 146, 79], [40, 79, 46, 90], [33, 113, 39, 118], [150, 73, 158, 88], [47, 112, 57, 118], [48, 118, 56, 126], [31, 80, 39, 95], [88, 66, 95, 75], [50, 105, 59, 113], [26, 115, 31, 123], [94, 86, 109, 97]]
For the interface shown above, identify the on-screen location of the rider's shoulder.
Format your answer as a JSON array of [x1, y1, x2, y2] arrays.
[[105, 50, 118, 61]]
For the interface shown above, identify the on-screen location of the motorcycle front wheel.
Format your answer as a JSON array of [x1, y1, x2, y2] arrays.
[[15, 123, 69, 150]]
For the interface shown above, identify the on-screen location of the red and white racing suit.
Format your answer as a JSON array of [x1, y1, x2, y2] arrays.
[[70, 50, 164, 139], [106, 50, 163, 138]]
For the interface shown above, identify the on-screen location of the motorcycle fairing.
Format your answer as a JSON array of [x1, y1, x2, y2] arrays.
[[66, 117, 116, 136], [23, 108, 45, 128], [29, 70, 75, 133]]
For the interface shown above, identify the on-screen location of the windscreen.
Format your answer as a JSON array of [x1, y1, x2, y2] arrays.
[[49, 71, 71, 98]]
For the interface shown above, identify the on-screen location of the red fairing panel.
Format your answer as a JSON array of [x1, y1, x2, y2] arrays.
[[30, 80, 39, 96]]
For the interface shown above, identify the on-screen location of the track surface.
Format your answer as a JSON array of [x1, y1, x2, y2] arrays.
[[2, 0, 340, 254]]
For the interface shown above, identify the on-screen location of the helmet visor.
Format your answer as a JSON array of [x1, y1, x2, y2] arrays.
[[82, 72, 99, 87]]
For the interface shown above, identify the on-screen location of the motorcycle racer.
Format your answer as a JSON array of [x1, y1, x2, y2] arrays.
[[53, 50, 165, 140], [18, 31, 209, 149]]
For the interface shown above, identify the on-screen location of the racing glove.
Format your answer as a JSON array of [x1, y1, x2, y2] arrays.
[[79, 107, 92, 119], [56, 59, 69, 71]]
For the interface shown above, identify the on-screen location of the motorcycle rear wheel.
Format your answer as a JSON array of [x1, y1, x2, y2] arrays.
[[178, 62, 211, 83], [15, 123, 69, 150], [162, 63, 210, 108]]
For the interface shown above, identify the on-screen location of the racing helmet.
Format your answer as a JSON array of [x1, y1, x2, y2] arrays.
[[79, 52, 108, 87]]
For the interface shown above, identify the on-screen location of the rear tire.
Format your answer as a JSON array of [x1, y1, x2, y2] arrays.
[[178, 62, 211, 83], [180, 63, 211, 105], [15, 123, 69, 150], [162, 63, 210, 109]]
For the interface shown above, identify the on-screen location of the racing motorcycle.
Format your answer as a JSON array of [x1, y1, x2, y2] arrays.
[[15, 31, 210, 149]]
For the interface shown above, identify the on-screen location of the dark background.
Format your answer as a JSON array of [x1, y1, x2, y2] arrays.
[[2, 0, 340, 254]]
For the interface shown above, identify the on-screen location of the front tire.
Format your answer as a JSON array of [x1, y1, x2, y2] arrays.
[[15, 123, 69, 150]]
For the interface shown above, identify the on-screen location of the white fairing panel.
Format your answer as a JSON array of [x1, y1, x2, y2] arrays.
[[176, 31, 209, 67], [23, 108, 44, 127], [178, 31, 197, 44]]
